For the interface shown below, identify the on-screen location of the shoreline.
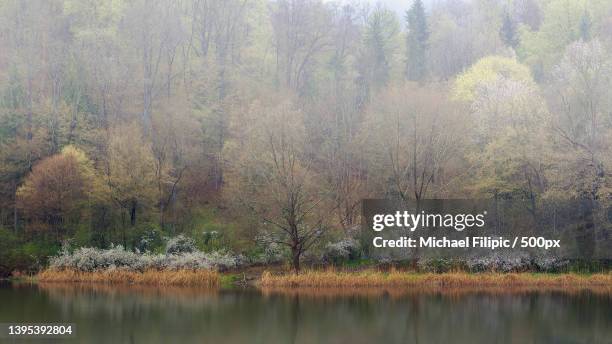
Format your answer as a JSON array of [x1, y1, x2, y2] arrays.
[[36, 269, 219, 287], [31, 268, 612, 289], [260, 270, 612, 288]]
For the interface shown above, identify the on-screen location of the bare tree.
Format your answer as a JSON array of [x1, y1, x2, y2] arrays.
[[362, 84, 465, 202], [229, 101, 335, 272], [271, 0, 333, 93]]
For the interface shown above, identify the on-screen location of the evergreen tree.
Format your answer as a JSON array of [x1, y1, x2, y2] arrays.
[[580, 10, 592, 41], [405, 0, 429, 82], [359, 6, 399, 90], [500, 11, 519, 49]]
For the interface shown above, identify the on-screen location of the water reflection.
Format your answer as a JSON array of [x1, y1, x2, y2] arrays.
[[1, 282, 610, 344]]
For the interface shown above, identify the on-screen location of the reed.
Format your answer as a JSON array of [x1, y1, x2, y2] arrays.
[[37, 268, 219, 287], [260, 269, 612, 288]]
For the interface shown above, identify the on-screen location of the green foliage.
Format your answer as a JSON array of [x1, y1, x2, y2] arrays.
[[182, 208, 240, 252], [405, 0, 429, 81], [135, 227, 165, 253], [453, 56, 534, 101], [580, 10, 593, 41], [0, 228, 19, 276], [359, 5, 400, 88], [517, 0, 612, 76], [500, 11, 519, 48]]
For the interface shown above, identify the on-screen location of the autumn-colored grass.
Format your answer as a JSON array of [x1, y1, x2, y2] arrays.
[[37, 269, 219, 287], [260, 269, 612, 288]]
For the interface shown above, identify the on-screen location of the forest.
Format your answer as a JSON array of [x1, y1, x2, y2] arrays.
[[1, 0, 612, 275]]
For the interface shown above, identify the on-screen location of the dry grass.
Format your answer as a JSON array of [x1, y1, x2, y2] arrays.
[[260, 269, 612, 288], [37, 269, 219, 287]]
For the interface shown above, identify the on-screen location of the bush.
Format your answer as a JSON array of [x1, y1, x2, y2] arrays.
[[248, 232, 287, 265], [415, 255, 572, 273], [417, 258, 461, 273], [48, 243, 242, 272], [322, 238, 361, 264], [0, 228, 20, 277], [533, 256, 570, 272], [464, 253, 533, 272], [165, 234, 196, 254], [136, 228, 164, 253]]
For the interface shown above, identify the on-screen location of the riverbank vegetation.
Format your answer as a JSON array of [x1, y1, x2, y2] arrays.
[[37, 269, 219, 287], [1, 0, 612, 275], [260, 270, 612, 288]]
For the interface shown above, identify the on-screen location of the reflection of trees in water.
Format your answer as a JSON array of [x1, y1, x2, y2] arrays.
[[288, 295, 300, 344], [35, 284, 612, 344], [40, 283, 222, 317]]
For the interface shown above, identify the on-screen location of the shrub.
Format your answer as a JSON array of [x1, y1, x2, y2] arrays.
[[322, 238, 361, 264], [417, 258, 460, 273], [248, 242, 286, 265], [533, 256, 570, 272], [48, 244, 242, 272], [412, 255, 572, 273], [249, 232, 287, 265], [165, 234, 196, 254], [464, 253, 533, 272], [136, 228, 164, 253]]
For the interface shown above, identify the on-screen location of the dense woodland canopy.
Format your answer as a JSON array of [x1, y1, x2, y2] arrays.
[[1, 0, 612, 272]]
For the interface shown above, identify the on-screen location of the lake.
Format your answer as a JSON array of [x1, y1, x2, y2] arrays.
[[0, 282, 610, 343]]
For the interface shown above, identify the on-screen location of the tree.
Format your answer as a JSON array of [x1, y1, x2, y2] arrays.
[[122, 0, 186, 135], [228, 100, 334, 272], [357, 4, 399, 91], [270, 0, 333, 94], [17, 146, 98, 240], [405, 0, 429, 82], [579, 10, 592, 41], [517, 0, 612, 77], [361, 84, 466, 203], [547, 40, 612, 199], [500, 10, 519, 49], [151, 100, 201, 230], [453, 56, 534, 102], [513, 0, 542, 30], [104, 123, 157, 240], [468, 77, 550, 206], [427, 11, 472, 81]]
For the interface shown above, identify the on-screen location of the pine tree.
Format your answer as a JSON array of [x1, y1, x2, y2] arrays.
[[500, 11, 519, 49], [359, 6, 399, 89], [580, 10, 592, 41], [405, 0, 429, 82]]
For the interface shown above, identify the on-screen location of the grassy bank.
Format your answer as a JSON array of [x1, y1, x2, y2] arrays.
[[260, 270, 612, 288], [37, 269, 219, 287]]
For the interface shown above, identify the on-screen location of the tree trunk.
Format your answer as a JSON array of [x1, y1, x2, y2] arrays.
[[130, 200, 137, 226], [13, 181, 18, 234], [291, 247, 301, 274]]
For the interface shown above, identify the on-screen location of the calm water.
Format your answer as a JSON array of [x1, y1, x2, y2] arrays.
[[0, 282, 610, 344]]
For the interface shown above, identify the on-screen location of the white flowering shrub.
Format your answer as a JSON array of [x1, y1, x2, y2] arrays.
[[322, 238, 361, 263], [464, 253, 533, 272], [160, 251, 239, 271], [165, 234, 196, 254], [412, 255, 571, 273], [101, 245, 140, 268], [533, 256, 570, 272], [249, 232, 287, 265], [48, 243, 242, 272], [247, 242, 286, 265]]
